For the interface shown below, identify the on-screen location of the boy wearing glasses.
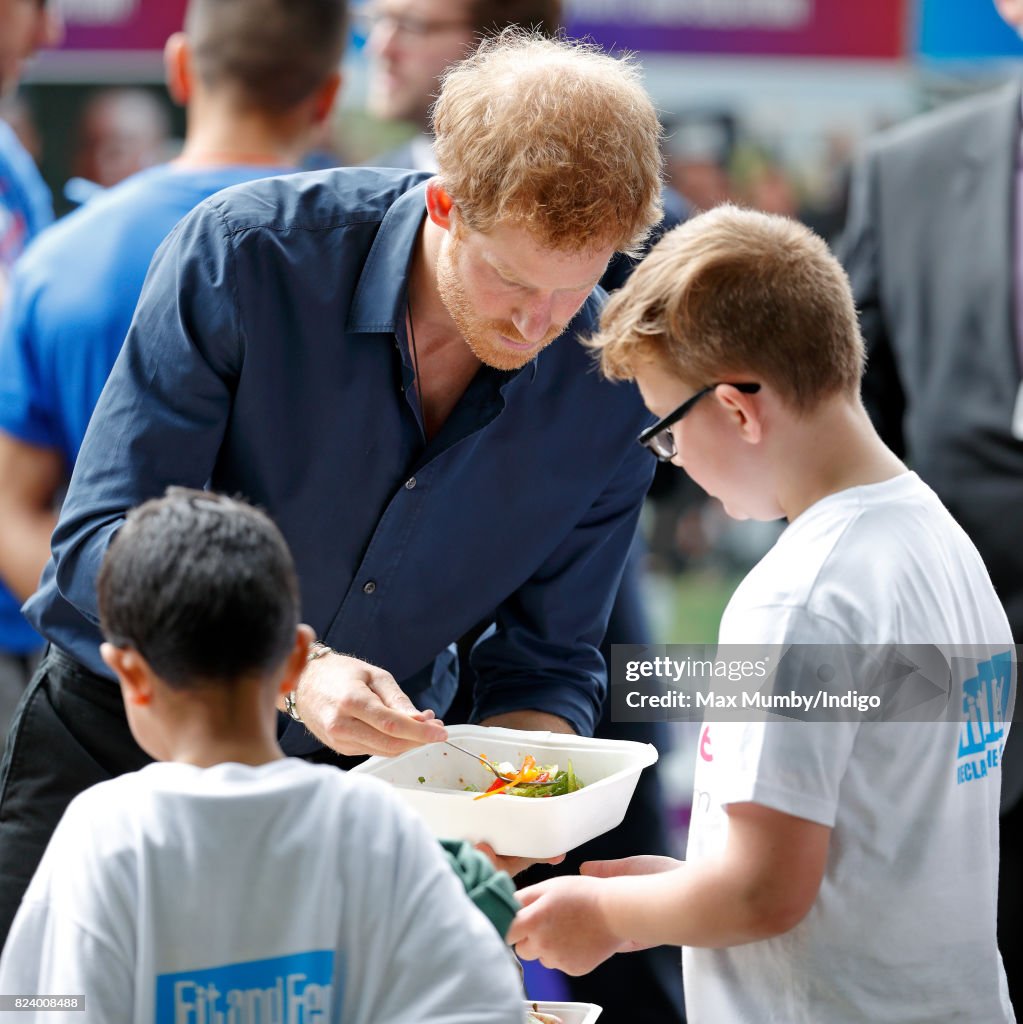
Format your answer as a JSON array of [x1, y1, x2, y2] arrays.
[[509, 205, 1015, 1023]]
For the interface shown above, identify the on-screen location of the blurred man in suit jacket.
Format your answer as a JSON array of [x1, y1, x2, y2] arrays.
[[841, 1, 1023, 1010]]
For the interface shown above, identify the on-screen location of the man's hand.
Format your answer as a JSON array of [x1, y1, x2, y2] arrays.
[[290, 651, 447, 756], [508, 875, 625, 976]]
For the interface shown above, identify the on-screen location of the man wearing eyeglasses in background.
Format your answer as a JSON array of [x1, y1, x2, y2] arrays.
[[361, 4, 687, 1022], [363, 0, 558, 172]]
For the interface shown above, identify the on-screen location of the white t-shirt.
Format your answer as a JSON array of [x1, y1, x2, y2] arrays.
[[684, 472, 1015, 1024], [0, 758, 524, 1024]]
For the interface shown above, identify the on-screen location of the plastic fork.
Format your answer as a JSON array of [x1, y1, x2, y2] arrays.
[[443, 740, 549, 786]]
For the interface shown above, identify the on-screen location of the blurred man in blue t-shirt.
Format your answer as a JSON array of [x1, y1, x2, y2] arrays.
[[0, 0, 346, 754], [0, 0, 62, 744]]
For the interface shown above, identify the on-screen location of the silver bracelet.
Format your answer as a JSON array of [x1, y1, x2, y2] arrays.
[[307, 641, 332, 663], [284, 690, 302, 722], [285, 643, 332, 722]]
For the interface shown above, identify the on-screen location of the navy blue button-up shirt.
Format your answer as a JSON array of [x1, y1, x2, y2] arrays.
[[26, 168, 654, 750]]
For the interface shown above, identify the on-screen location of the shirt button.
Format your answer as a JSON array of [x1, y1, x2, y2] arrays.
[[363, 581, 377, 594], [405, 477, 417, 490]]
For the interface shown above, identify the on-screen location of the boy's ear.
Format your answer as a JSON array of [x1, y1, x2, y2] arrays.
[[715, 384, 763, 445], [425, 179, 455, 230], [279, 624, 316, 695], [100, 642, 155, 706], [163, 32, 191, 107]]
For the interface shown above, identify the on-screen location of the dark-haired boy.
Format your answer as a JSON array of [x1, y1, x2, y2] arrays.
[[0, 489, 523, 1023], [509, 206, 1015, 1023]]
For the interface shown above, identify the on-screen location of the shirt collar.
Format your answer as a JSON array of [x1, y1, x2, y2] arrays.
[[346, 179, 539, 384], [347, 180, 429, 334]]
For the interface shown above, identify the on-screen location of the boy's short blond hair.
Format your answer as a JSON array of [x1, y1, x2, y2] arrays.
[[590, 204, 864, 411], [432, 31, 664, 255]]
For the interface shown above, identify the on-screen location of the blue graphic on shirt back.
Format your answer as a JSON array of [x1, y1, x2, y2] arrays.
[[957, 651, 1012, 785], [155, 950, 336, 1024]]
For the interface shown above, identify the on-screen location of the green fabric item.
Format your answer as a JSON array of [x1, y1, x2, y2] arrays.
[[439, 839, 519, 939]]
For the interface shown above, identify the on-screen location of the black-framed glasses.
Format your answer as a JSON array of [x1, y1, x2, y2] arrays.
[[637, 382, 761, 462]]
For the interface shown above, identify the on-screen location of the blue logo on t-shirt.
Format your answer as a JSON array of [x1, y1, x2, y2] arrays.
[[957, 651, 1012, 785], [155, 950, 336, 1024]]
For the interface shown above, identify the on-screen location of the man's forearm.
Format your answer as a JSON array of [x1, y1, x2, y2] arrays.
[[0, 506, 57, 602]]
